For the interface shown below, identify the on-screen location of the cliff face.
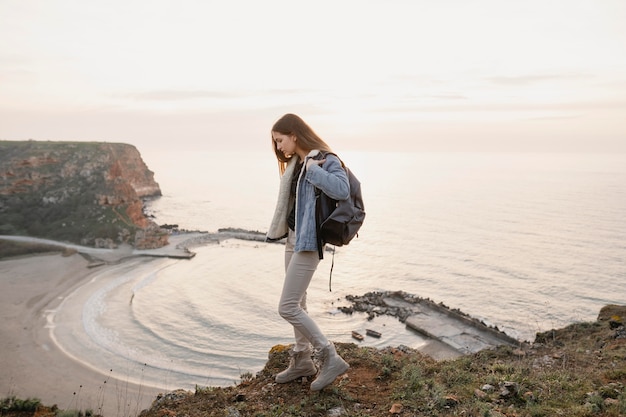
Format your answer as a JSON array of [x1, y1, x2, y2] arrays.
[[0, 140, 167, 248]]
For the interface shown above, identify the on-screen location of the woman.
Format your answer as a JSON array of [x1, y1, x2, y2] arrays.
[[266, 113, 350, 391]]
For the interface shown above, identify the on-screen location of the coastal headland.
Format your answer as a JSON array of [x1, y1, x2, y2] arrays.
[[0, 141, 163, 249]]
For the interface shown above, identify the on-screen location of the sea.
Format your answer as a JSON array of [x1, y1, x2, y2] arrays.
[[51, 150, 626, 392]]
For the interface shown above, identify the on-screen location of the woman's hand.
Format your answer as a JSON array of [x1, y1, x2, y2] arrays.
[[306, 158, 326, 170]]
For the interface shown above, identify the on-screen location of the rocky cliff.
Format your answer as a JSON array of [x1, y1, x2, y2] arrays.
[[0, 140, 167, 249]]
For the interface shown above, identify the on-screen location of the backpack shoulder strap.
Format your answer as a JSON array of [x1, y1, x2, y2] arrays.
[[313, 151, 344, 196], [317, 151, 345, 168]]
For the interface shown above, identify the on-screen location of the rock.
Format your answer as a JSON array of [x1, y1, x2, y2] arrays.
[[152, 389, 192, 407], [225, 407, 240, 417], [94, 237, 116, 249], [524, 391, 535, 402], [389, 403, 403, 414], [135, 223, 169, 249], [327, 406, 346, 416], [598, 305, 626, 322], [474, 389, 488, 400], [443, 395, 459, 407], [609, 317, 623, 329], [532, 354, 555, 369], [499, 381, 519, 398], [512, 348, 526, 357]]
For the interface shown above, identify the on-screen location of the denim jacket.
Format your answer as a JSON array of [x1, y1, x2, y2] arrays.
[[267, 150, 349, 252]]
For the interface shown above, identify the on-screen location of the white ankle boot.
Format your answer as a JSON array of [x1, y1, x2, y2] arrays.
[[276, 347, 317, 383], [310, 343, 349, 391]]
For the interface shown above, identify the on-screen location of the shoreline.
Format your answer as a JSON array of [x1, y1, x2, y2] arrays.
[[0, 231, 273, 415], [0, 248, 513, 416], [0, 251, 165, 416]]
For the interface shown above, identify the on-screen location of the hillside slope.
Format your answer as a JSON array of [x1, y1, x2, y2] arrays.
[[135, 305, 625, 417], [0, 140, 165, 248]]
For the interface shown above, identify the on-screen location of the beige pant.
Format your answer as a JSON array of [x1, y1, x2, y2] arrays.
[[279, 230, 329, 351]]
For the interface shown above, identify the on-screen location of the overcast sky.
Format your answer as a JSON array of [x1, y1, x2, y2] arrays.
[[1, 0, 625, 153]]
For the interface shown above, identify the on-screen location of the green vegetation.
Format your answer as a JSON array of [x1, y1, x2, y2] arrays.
[[0, 192, 137, 244], [1, 140, 158, 247], [137, 310, 625, 417], [0, 396, 41, 413], [0, 396, 95, 417]]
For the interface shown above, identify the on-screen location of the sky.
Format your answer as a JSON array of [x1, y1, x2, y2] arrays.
[[1, 0, 625, 153]]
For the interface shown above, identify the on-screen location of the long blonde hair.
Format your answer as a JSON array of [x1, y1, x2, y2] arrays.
[[271, 114, 333, 174]]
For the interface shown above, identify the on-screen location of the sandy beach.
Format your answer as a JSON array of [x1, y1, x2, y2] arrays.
[[0, 249, 179, 416], [0, 231, 278, 416]]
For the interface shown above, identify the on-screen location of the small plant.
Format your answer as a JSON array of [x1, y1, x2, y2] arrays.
[[0, 396, 41, 412], [239, 371, 254, 384]]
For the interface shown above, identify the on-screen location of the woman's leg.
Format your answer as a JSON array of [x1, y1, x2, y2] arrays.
[[280, 234, 328, 351], [279, 231, 349, 389], [283, 231, 312, 351]]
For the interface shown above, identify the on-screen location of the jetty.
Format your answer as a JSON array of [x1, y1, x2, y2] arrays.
[[0, 228, 268, 265], [340, 291, 521, 360]]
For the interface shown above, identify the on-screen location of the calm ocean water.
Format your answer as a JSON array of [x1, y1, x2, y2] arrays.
[[53, 151, 626, 391]]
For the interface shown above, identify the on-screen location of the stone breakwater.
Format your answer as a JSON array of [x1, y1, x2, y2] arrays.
[[338, 291, 481, 324], [0, 228, 272, 265], [338, 291, 521, 359], [174, 228, 270, 248]]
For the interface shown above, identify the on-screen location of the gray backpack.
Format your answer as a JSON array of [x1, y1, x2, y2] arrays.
[[315, 152, 366, 259]]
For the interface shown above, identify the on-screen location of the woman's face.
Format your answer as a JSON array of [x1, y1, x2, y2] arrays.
[[272, 132, 298, 158]]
